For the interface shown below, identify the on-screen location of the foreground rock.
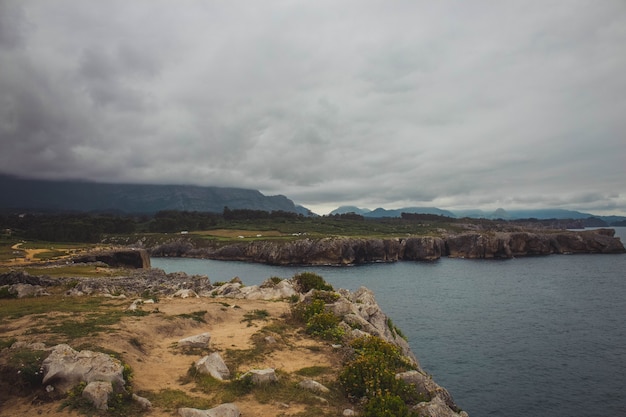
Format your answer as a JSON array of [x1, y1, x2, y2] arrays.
[[71, 248, 151, 268], [42, 344, 126, 394], [195, 353, 230, 380]]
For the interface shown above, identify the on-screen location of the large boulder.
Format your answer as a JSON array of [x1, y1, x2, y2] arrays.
[[241, 368, 278, 385], [195, 353, 230, 380], [42, 344, 125, 394]]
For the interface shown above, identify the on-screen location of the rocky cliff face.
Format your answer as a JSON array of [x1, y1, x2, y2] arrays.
[[72, 248, 151, 268], [150, 228, 625, 265]]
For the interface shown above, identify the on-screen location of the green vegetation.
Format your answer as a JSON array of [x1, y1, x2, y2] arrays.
[[242, 309, 270, 326], [339, 336, 424, 417], [176, 310, 208, 323], [292, 272, 334, 293], [291, 281, 345, 342]]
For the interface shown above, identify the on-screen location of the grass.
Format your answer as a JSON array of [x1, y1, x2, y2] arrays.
[[176, 310, 208, 323], [0, 264, 127, 278]]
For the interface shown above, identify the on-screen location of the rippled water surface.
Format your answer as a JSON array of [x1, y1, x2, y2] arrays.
[[152, 228, 626, 417]]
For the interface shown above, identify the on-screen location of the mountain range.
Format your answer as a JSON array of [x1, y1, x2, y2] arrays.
[[330, 206, 626, 225], [2, 175, 624, 225], [0, 175, 310, 215]]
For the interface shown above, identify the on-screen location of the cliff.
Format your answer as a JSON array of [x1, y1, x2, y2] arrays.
[[150, 228, 625, 265]]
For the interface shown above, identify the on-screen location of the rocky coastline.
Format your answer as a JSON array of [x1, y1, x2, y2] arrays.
[[149, 228, 625, 265], [1, 269, 467, 416]]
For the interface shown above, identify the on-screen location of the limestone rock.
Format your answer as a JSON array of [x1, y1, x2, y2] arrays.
[[396, 370, 458, 410], [132, 393, 152, 409], [298, 379, 330, 394], [195, 352, 230, 380], [241, 368, 277, 385], [42, 344, 125, 393], [178, 332, 211, 348], [82, 381, 113, 411], [173, 289, 199, 298], [8, 283, 49, 298], [179, 403, 241, 417], [411, 396, 468, 417]]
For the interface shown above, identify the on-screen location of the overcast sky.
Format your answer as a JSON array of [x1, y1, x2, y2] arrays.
[[1, 1, 625, 215]]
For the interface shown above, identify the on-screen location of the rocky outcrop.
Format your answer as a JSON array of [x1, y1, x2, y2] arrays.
[[41, 344, 126, 394], [149, 228, 624, 264], [72, 248, 151, 268]]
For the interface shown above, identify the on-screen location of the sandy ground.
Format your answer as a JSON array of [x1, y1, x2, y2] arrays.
[[0, 296, 345, 417]]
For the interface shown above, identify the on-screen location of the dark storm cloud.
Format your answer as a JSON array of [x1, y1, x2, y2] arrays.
[[0, 0, 625, 215]]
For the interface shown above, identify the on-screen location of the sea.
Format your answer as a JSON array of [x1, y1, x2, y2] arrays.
[[151, 227, 626, 417]]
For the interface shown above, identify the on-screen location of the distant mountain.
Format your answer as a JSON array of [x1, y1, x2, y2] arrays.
[[329, 206, 372, 215], [364, 207, 456, 218], [328, 204, 626, 225], [0, 174, 311, 215]]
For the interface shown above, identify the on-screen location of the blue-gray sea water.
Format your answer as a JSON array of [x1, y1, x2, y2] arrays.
[[152, 227, 626, 417]]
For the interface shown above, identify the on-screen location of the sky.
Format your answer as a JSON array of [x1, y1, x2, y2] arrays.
[[1, 1, 625, 216]]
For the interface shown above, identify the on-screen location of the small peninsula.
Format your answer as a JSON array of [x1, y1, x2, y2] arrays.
[[1, 262, 467, 417]]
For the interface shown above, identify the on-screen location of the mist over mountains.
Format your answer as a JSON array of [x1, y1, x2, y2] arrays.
[[0, 175, 310, 215], [1, 175, 624, 225]]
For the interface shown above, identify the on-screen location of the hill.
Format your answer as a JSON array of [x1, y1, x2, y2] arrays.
[[0, 175, 310, 215]]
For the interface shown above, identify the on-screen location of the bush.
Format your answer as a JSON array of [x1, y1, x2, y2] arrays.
[[363, 393, 412, 417], [339, 353, 399, 400], [339, 336, 423, 409], [292, 272, 333, 293]]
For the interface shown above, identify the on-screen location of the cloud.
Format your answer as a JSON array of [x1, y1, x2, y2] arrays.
[[0, 0, 625, 215]]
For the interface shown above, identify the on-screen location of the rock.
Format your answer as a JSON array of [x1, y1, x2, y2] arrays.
[[179, 403, 241, 417], [42, 344, 125, 394], [132, 393, 152, 409], [241, 368, 277, 385], [178, 332, 211, 348], [195, 352, 230, 380], [9, 283, 49, 298], [343, 409, 357, 416], [82, 381, 113, 410], [298, 379, 330, 393], [411, 396, 468, 417], [396, 370, 458, 411], [173, 289, 199, 298]]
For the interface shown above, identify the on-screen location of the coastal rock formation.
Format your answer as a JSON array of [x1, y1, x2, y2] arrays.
[[149, 228, 624, 264], [446, 229, 625, 259], [72, 248, 151, 268]]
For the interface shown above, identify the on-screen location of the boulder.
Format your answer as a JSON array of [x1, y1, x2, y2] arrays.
[[195, 352, 230, 380], [178, 332, 211, 349], [397, 370, 458, 411], [298, 379, 330, 394], [82, 381, 113, 411], [132, 393, 152, 409], [42, 344, 125, 393], [411, 396, 469, 417], [241, 368, 277, 385]]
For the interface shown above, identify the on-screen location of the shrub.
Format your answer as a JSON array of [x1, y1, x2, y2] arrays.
[[339, 336, 422, 409], [292, 272, 333, 293], [339, 353, 399, 400], [363, 393, 412, 417]]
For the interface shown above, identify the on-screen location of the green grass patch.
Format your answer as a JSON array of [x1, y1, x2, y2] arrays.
[[176, 310, 207, 323], [140, 389, 214, 411]]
